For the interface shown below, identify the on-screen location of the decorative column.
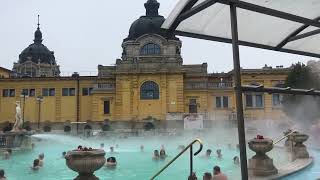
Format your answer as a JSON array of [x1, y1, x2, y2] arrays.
[[65, 149, 106, 180], [248, 137, 278, 176], [292, 133, 309, 160]]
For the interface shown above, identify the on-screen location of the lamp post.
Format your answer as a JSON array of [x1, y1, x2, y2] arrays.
[[36, 96, 44, 130], [20, 91, 29, 128]]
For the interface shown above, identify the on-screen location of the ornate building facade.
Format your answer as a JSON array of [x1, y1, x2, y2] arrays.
[[0, 0, 289, 131]]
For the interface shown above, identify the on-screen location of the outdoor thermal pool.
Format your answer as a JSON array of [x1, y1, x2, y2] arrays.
[[0, 128, 293, 180]]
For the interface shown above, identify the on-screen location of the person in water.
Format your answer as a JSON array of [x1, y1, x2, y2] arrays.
[[212, 166, 228, 180], [31, 159, 41, 171], [38, 153, 44, 167], [106, 157, 117, 168], [188, 172, 198, 180], [205, 149, 212, 158], [2, 149, 11, 160], [100, 143, 104, 149], [0, 169, 7, 180], [140, 145, 144, 152], [110, 146, 115, 153], [159, 149, 167, 159], [216, 149, 222, 159], [203, 172, 212, 180], [233, 156, 240, 165], [153, 150, 160, 160]]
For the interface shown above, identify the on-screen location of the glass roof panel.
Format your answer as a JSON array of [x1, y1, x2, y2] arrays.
[[162, 0, 320, 57]]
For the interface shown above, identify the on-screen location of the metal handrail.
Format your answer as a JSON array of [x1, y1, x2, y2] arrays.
[[150, 139, 203, 180], [273, 130, 296, 145]]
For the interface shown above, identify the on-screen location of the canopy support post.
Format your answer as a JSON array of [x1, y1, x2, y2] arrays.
[[230, 2, 249, 180]]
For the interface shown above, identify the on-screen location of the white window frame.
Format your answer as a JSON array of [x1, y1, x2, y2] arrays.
[[245, 93, 264, 108]]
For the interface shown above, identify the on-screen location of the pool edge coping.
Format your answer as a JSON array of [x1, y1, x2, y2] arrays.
[[249, 157, 313, 180]]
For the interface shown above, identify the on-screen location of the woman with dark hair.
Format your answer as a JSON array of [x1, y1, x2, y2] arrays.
[[159, 149, 167, 160], [31, 159, 41, 171], [153, 150, 160, 160], [0, 169, 6, 180]]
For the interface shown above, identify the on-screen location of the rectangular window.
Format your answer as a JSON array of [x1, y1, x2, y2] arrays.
[[42, 88, 49, 96], [246, 94, 253, 107], [69, 88, 75, 96], [272, 94, 282, 107], [63, 88, 75, 96], [104, 100, 110, 114], [49, 88, 55, 96], [62, 88, 69, 96], [82, 87, 93, 96], [216, 96, 229, 108], [2, 89, 8, 97], [216, 97, 222, 108], [22, 89, 29, 96], [255, 94, 263, 107], [189, 99, 197, 113], [246, 93, 264, 108], [223, 96, 229, 108], [9, 89, 15, 97], [29, 89, 35, 97], [82, 88, 89, 96], [189, 99, 197, 105]]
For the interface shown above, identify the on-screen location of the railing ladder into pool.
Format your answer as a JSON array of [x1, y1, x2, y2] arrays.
[[150, 139, 203, 180], [273, 130, 296, 145]]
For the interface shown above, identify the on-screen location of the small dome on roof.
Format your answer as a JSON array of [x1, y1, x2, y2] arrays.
[[125, 0, 177, 41], [18, 23, 56, 65]]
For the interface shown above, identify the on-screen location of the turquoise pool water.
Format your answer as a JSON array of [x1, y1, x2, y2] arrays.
[[281, 148, 320, 180], [0, 129, 291, 180]]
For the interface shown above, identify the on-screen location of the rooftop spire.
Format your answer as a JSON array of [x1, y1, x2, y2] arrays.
[[37, 15, 40, 29], [144, 0, 160, 17], [34, 15, 43, 43]]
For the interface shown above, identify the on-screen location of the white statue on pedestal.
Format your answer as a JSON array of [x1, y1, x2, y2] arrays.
[[12, 101, 23, 132]]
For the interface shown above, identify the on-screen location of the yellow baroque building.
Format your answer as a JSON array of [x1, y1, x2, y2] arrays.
[[0, 0, 289, 131]]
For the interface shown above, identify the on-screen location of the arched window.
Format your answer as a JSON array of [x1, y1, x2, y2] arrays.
[[140, 43, 161, 55], [140, 81, 159, 100]]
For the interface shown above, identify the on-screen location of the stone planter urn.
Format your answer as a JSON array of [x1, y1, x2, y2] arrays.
[[248, 138, 278, 176], [292, 133, 309, 159], [65, 149, 106, 180]]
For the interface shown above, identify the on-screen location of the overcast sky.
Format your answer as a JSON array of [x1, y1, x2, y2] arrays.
[[0, 0, 317, 76]]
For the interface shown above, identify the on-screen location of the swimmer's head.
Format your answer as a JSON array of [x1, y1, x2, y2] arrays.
[[0, 169, 4, 177], [206, 149, 212, 156], [38, 153, 44, 160], [33, 159, 40, 167]]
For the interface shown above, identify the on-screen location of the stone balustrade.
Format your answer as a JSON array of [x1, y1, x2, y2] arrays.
[[184, 82, 233, 90]]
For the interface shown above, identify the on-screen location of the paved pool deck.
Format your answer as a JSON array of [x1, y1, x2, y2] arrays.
[[249, 158, 313, 180]]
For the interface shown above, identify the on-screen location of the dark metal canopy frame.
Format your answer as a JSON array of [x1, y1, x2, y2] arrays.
[[162, 0, 320, 179]]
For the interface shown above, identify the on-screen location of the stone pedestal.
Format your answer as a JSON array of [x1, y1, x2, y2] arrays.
[[65, 149, 106, 180], [292, 133, 309, 160], [248, 138, 278, 176]]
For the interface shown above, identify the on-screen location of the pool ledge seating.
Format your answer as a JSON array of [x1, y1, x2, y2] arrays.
[[250, 157, 313, 180]]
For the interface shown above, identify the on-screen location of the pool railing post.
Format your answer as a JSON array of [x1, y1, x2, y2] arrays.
[[190, 145, 193, 177], [230, 1, 249, 180]]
